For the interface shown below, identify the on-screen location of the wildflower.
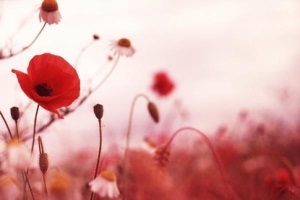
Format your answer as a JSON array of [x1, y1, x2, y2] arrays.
[[89, 170, 120, 198], [12, 53, 80, 119], [151, 71, 175, 97], [3, 138, 31, 170], [39, 0, 62, 25], [110, 38, 135, 57], [48, 171, 72, 198]]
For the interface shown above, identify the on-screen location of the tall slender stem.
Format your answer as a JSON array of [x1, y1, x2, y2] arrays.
[[31, 105, 40, 153], [22, 171, 36, 200], [0, 22, 47, 60], [15, 120, 20, 140], [122, 94, 150, 199], [92, 54, 120, 92], [23, 22, 47, 51], [0, 111, 13, 139], [90, 118, 103, 200], [164, 127, 233, 200], [74, 40, 95, 69]]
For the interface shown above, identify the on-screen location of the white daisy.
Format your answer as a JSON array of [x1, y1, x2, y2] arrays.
[[3, 138, 31, 171], [110, 38, 135, 57], [89, 170, 120, 199], [39, 0, 62, 25]]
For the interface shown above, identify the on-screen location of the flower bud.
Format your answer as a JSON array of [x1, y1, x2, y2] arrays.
[[10, 107, 20, 121], [147, 102, 159, 123], [94, 104, 104, 120], [153, 146, 170, 169], [39, 153, 49, 174], [93, 34, 100, 40]]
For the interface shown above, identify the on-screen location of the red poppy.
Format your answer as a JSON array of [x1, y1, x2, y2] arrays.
[[12, 53, 80, 119], [151, 71, 175, 97]]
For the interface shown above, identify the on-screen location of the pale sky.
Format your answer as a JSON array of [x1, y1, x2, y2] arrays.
[[0, 0, 300, 152]]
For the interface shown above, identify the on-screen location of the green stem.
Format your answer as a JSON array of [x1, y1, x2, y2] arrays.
[[122, 94, 150, 199], [0, 111, 13, 139], [164, 127, 233, 200], [92, 54, 120, 92], [22, 171, 36, 200], [90, 118, 103, 200], [31, 105, 40, 154]]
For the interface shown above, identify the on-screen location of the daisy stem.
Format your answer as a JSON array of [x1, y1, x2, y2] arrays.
[[74, 40, 95, 69], [90, 118, 103, 200], [31, 105, 40, 154], [0, 111, 13, 139], [0, 22, 47, 60], [23, 22, 46, 51], [92, 54, 120, 92], [164, 127, 234, 200], [123, 94, 150, 199]]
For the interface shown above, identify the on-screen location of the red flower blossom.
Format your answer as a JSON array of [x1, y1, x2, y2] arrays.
[[12, 53, 80, 119], [151, 71, 175, 97]]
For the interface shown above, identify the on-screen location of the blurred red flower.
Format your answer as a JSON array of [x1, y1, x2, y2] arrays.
[[151, 72, 175, 97], [12, 53, 80, 119]]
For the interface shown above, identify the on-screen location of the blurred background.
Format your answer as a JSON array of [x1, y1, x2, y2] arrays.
[[0, 0, 300, 158]]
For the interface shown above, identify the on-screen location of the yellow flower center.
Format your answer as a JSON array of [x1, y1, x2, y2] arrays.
[[49, 173, 70, 195], [41, 0, 59, 12], [117, 38, 131, 48], [6, 138, 22, 147], [100, 170, 116, 182]]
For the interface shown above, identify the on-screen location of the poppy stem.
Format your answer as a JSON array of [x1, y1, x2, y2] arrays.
[[122, 93, 150, 199], [31, 105, 40, 154], [22, 170, 36, 200], [15, 120, 20, 140], [163, 127, 234, 200], [0, 111, 13, 139], [90, 117, 103, 200]]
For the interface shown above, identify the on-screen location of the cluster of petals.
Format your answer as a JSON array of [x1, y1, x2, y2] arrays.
[[151, 71, 175, 97], [39, 0, 62, 25], [110, 38, 135, 57], [12, 53, 80, 119], [2, 138, 31, 170], [89, 170, 120, 198]]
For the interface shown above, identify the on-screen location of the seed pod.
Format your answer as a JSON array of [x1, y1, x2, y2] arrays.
[[147, 102, 159, 123], [10, 107, 20, 121], [39, 153, 49, 174], [94, 104, 104, 120]]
